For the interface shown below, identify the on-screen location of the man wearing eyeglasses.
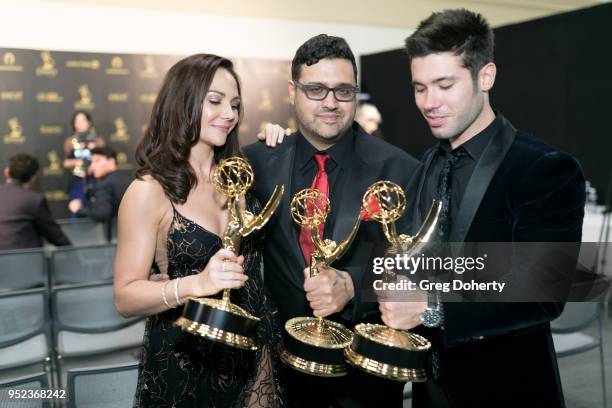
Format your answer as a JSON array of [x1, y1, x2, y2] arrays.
[[244, 34, 421, 407]]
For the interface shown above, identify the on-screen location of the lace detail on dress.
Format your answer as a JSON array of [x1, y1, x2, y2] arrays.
[[134, 196, 284, 407]]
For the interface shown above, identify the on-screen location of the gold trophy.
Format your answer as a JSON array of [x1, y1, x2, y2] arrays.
[[279, 188, 360, 377], [175, 157, 284, 350], [70, 134, 96, 178], [344, 181, 442, 382]]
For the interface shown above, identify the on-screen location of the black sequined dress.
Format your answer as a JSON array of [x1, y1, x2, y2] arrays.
[[134, 197, 284, 407]]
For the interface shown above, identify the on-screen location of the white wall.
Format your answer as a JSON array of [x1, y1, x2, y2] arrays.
[[0, 0, 413, 60]]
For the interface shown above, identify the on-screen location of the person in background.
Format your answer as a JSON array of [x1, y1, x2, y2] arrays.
[[0, 153, 71, 250], [355, 102, 383, 137], [63, 110, 105, 205], [68, 146, 131, 225]]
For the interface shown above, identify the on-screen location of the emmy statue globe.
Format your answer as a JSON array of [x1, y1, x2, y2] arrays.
[[175, 157, 284, 350], [279, 188, 361, 377], [344, 181, 442, 382]]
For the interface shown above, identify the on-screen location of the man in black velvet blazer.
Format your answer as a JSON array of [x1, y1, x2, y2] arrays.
[[378, 9, 585, 408], [0, 153, 71, 250], [244, 34, 421, 407]]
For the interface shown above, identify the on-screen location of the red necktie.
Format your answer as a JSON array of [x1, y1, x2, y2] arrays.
[[299, 153, 330, 264]]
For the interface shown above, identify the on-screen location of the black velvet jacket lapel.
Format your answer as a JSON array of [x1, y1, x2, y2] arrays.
[[414, 114, 517, 242], [413, 146, 440, 230], [450, 114, 516, 242]]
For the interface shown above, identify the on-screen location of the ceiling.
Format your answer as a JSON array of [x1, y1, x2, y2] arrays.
[[41, 0, 608, 28]]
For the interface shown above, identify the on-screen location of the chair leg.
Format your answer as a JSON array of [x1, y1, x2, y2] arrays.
[[598, 315, 607, 408], [604, 291, 611, 329]]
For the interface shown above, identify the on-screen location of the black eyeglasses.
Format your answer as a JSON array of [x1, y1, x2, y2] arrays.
[[294, 81, 359, 102]]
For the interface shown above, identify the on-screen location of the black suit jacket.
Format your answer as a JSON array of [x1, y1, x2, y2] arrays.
[[76, 171, 131, 222], [244, 123, 422, 324], [411, 114, 585, 407], [0, 183, 71, 250]]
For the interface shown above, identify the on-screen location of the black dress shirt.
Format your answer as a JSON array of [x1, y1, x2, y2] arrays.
[[291, 128, 355, 239], [419, 115, 499, 238]]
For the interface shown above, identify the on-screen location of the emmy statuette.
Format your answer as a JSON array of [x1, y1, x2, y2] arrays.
[[279, 188, 360, 377], [176, 157, 284, 350], [344, 181, 441, 382]]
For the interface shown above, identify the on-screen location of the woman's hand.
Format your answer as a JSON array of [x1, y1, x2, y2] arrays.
[[196, 248, 246, 297]]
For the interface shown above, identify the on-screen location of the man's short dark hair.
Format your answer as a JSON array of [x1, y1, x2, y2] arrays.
[[90, 146, 117, 162], [405, 9, 494, 79], [291, 34, 357, 82], [7, 153, 39, 184]]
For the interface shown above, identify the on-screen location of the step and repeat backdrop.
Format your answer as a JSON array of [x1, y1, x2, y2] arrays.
[[0, 48, 294, 218]]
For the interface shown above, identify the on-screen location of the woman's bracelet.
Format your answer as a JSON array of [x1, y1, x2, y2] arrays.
[[161, 280, 172, 308], [174, 277, 182, 306]]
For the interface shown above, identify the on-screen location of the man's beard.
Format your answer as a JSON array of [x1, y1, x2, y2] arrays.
[[296, 109, 351, 144]]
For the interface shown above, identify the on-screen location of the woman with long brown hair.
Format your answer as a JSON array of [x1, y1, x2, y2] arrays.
[[62, 110, 105, 207], [114, 54, 283, 407]]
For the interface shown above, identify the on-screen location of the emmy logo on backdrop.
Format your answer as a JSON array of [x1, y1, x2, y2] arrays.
[[65, 59, 100, 70], [116, 152, 134, 171], [140, 56, 158, 78], [44, 190, 69, 201], [43, 151, 64, 176], [0, 52, 23, 72], [105, 56, 129, 75], [3, 117, 25, 144], [108, 93, 128, 103], [0, 91, 22, 101], [110, 118, 130, 142], [3, 52, 15, 65], [176, 157, 284, 350], [36, 92, 63, 103], [39, 125, 63, 135], [139, 93, 156, 104], [36, 51, 57, 76], [74, 85, 94, 110]]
